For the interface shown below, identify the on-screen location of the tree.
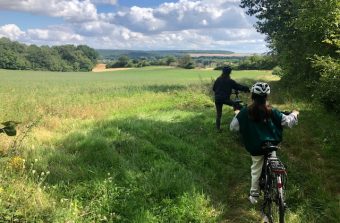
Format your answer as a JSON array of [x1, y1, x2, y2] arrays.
[[178, 55, 195, 69], [166, 56, 176, 66], [0, 38, 30, 70], [241, 0, 340, 111], [116, 55, 130, 67], [77, 45, 99, 63], [0, 38, 98, 71]]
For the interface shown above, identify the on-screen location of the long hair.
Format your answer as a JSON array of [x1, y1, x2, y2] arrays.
[[248, 93, 272, 123]]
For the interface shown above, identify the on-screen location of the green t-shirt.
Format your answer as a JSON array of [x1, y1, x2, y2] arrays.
[[236, 107, 283, 156]]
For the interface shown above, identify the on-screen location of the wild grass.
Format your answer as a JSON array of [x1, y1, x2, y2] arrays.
[[0, 67, 338, 222]]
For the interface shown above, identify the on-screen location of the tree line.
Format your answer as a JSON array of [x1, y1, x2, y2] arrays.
[[0, 38, 98, 72], [215, 55, 277, 71], [106, 54, 195, 69], [241, 0, 340, 112], [107, 54, 276, 70]]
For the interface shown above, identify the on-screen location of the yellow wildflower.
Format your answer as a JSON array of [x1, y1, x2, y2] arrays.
[[8, 156, 25, 171]]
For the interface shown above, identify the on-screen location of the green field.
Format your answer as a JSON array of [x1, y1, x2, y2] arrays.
[[0, 67, 338, 222]]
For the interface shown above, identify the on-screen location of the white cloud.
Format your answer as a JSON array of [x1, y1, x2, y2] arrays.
[[0, 0, 268, 52], [91, 0, 118, 5], [113, 6, 166, 33], [0, 0, 98, 22], [113, 0, 252, 33], [27, 28, 84, 42], [198, 28, 264, 41], [0, 24, 25, 40], [85, 27, 266, 53], [0, 24, 84, 45]]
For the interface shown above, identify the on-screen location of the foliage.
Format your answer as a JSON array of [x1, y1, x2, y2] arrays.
[[240, 0, 340, 111], [214, 55, 277, 71], [237, 55, 277, 70], [97, 49, 234, 60], [272, 66, 283, 77], [177, 55, 195, 69], [312, 55, 340, 112], [107, 56, 155, 68], [0, 37, 99, 71]]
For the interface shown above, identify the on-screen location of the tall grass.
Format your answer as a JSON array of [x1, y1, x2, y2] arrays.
[[0, 67, 338, 222]]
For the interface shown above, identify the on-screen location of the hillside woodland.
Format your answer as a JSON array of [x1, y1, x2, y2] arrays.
[[0, 37, 99, 72]]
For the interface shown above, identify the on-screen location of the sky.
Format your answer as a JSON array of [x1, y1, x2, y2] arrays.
[[0, 0, 268, 53]]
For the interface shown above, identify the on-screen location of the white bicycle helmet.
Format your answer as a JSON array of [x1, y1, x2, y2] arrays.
[[251, 82, 270, 95]]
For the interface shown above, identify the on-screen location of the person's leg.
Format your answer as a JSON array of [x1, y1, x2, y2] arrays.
[[215, 101, 223, 130], [249, 155, 264, 203], [224, 99, 242, 111]]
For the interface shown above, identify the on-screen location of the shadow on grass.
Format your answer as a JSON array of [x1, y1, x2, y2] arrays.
[[31, 86, 339, 222], [39, 108, 257, 222]]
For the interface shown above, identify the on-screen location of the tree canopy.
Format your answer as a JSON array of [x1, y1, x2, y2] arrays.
[[241, 0, 340, 111], [0, 38, 99, 72]]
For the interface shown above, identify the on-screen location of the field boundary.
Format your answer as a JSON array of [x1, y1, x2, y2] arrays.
[[92, 63, 133, 72]]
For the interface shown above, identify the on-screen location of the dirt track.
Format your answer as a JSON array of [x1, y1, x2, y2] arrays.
[[92, 64, 132, 72]]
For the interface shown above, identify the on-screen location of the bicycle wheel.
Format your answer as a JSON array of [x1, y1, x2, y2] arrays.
[[270, 175, 285, 223], [261, 167, 273, 223], [278, 194, 285, 223]]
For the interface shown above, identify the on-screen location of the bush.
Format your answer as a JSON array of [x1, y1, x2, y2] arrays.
[[178, 55, 195, 69], [312, 56, 340, 112], [272, 66, 283, 77], [214, 63, 237, 71]]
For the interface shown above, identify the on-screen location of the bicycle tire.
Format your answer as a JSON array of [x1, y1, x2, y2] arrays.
[[277, 174, 285, 223], [278, 194, 285, 223], [262, 166, 273, 223], [270, 175, 285, 223]]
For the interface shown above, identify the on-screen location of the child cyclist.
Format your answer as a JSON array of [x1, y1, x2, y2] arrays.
[[230, 82, 299, 204]]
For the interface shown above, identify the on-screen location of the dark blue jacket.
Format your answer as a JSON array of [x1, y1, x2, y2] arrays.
[[213, 76, 249, 101]]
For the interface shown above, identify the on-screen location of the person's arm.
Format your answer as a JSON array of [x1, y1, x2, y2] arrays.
[[230, 110, 240, 131], [231, 80, 250, 92], [213, 81, 216, 92], [281, 110, 299, 128], [213, 79, 217, 92]]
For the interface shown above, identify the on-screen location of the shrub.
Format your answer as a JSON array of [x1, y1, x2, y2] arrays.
[[312, 55, 340, 112], [272, 66, 283, 77]]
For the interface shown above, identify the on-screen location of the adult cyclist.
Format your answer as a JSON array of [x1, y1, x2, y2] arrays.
[[230, 82, 299, 204], [213, 66, 250, 132]]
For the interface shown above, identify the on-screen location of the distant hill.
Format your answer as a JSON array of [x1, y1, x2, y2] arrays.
[[96, 49, 236, 59]]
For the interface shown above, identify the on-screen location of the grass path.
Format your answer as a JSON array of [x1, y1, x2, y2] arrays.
[[0, 67, 338, 222]]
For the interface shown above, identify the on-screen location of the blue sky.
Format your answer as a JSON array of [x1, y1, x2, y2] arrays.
[[0, 0, 267, 53]]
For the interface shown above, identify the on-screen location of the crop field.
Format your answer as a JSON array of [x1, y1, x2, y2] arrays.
[[0, 67, 338, 222]]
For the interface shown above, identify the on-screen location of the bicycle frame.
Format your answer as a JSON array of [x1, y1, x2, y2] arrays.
[[231, 90, 245, 111]]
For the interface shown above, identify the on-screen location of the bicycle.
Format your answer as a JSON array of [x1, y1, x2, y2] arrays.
[[231, 89, 293, 223], [260, 142, 287, 223], [231, 90, 246, 111]]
